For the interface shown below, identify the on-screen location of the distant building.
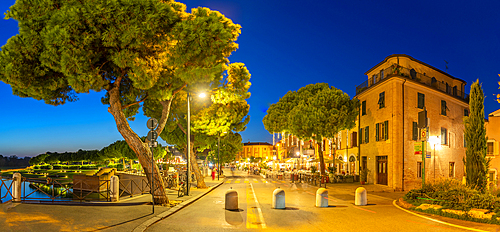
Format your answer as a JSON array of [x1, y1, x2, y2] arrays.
[[355, 54, 469, 190], [484, 109, 500, 188], [236, 142, 274, 161]]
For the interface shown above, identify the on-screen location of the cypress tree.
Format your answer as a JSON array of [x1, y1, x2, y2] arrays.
[[464, 79, 489, 192]]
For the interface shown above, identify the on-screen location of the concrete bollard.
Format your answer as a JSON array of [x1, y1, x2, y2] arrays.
[[225, 188, 238, 210], [316, 188, 328, 207], [272, 187, 285, 209], [355, 187, 367, 206], [110, 175, 119, 202], [12, 173, 22, 202]]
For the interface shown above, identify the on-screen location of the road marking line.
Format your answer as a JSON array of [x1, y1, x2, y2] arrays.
[[225, 180, 231, 183], [352, 205, 376, 213], [392, 200, 489, 232], [250, 183, 267, 229], [244, 180, 249, 183], [272, 181, 277, 183], [235, 181, 240, 183]]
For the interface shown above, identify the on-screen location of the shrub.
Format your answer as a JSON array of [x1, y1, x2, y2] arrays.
[[404, 178, 500, 211], [40, 164, 53, 170]]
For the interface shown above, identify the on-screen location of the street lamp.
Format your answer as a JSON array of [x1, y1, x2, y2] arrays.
[[429, 136, 441, 180], [186, 90, 205, 196]]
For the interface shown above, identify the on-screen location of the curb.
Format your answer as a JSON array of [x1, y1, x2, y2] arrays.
[[132, 180, 225, 232], [392, 200, 490, 232]]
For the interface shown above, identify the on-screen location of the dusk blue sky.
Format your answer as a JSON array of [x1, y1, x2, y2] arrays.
[[1, 0, 499, 157]]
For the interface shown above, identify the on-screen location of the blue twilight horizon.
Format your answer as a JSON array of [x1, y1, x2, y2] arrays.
[[1, 0, 500, 157]]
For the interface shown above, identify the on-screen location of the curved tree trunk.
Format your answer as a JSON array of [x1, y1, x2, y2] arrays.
[[318, 141, 326, 176], [108, 84, 169, 205], [189, 142, 207, 189]]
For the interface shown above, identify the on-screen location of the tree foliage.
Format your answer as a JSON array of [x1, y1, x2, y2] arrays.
[[464, 79, 489, 192], [0, 0, 246, 204], [263, 83, 359, 175]]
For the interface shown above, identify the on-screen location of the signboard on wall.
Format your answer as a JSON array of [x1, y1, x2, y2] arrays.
[[414, 143, 422, 155]]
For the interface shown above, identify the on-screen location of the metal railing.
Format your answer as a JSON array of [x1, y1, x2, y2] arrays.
[[356, 65, 468, 102]]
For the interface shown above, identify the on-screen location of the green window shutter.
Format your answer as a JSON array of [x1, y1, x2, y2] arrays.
[[412, 122, 418, 140], [384, 121, 389, 140], [359, 128, 363, 144], [365, 126, 369, 143], [441, 100, 446, 116], [375, 123, 379, 141], [418, 93, 425, 109], [378, 92, 385, 108]]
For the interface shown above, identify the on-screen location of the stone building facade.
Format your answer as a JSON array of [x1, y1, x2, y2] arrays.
[[236, 142, 274, 161], [355, 54, 469, 191], [485, 109, 500, 188]]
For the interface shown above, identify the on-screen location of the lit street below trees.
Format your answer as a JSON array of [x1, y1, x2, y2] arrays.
[[146, 169, 498, 232]]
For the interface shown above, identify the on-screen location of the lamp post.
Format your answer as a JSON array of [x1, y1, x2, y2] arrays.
[[218, 134, 220, 180], [186, 92, 191, 196], [429, 136, 440, 180], [186, 91, 206, 196]]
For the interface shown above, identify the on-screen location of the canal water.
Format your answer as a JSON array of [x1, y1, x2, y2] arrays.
[[0, 179, 66, 202]]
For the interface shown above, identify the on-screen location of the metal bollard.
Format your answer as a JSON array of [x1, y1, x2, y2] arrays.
[[110, 175, 119, 202], [315, 188, 328, 207], [272, 187, 285, 209], [355, 187, 367, 206], [225, 187, 238, 210], [12, 173, 22, 202]]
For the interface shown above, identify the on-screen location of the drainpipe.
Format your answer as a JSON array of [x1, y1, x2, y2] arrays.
[[402, 79, 406, 191], [358, 101, 361, 175]]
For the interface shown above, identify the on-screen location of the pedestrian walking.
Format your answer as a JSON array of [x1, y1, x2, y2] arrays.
[[211, 168, 215, 180]]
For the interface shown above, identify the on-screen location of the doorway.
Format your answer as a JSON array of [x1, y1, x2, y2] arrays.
[[377, 156, 388, 185]]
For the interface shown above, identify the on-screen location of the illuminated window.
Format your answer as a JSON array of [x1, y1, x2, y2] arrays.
[[441, 128, 448, 145], [487, 142, 494, 155], [449, 162, 455, 177], [375, 121, 389, 141]]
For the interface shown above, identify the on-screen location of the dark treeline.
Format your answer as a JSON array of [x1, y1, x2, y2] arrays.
[[0, 155, 31, 168], [29, 139, 166, 166]]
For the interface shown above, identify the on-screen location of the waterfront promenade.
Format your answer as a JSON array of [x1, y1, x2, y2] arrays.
[[0, 175, 224, 232]]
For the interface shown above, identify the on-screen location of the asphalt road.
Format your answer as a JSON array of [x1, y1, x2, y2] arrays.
[[146, 170, 500, 232]]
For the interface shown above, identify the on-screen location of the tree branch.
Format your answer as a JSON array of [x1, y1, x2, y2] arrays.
[[121, 95, 148, 110], [155, 84, 187, 135]]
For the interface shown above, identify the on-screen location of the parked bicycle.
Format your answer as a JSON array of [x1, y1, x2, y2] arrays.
[[165, 173, 177, 189]]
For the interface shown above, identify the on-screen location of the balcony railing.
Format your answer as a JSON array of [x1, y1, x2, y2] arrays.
[[355, 65, 468, 102]]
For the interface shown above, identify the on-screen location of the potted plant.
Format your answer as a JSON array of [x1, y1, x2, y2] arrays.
[[360, 168, 370, 185], [310, 166, 317, 175]]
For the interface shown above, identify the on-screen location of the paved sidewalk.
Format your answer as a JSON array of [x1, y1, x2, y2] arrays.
[[0, 175, 224, 232]]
